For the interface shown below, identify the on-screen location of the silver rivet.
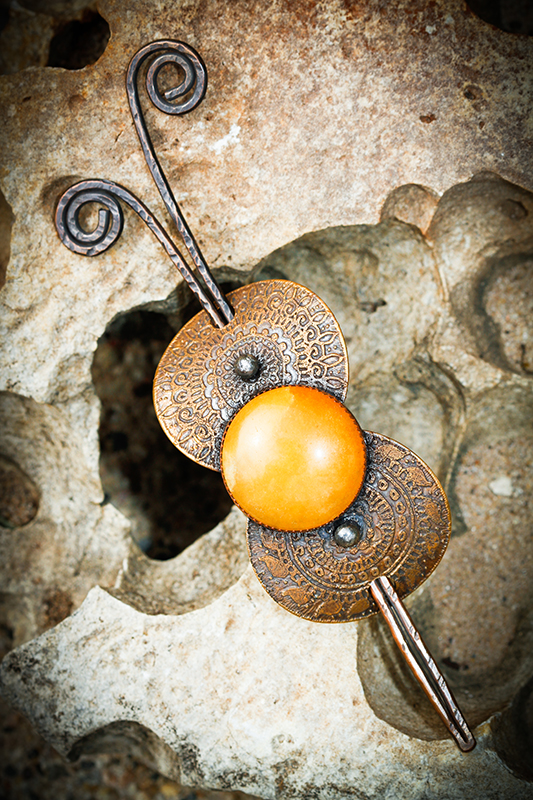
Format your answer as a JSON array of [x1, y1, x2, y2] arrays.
[[333, 523, 361, 548], [234, 354, 260, 379]]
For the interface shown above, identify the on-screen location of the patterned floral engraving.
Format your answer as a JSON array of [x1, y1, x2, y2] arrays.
[[153, 280, 348, 469], [247, 432, 450, 622]]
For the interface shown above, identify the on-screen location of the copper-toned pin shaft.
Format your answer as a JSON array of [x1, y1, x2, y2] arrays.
[[370, 576, 476, 752]]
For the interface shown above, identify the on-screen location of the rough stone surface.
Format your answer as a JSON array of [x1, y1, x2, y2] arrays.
[[0, 390, 131, 645], [2, 172, 533, 797], [380, 183, 439, 234], [1, 0, 533, 797], [2, 576, 533, 800], [0, 453, 40, 528], [112, 506, 249, 616], [1, 0, 532, 419], [0, 5, 55, 75]]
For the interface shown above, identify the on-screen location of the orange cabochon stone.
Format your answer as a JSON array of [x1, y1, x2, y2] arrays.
[[221, 386, 367, 531]]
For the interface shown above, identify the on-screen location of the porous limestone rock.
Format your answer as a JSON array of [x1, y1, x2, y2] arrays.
[[2, 172, 533, 798], [1, 0, 533, 797], [0, 390, 131, 645], [1, 0, 532, 424], [1, 575, 532, 800]]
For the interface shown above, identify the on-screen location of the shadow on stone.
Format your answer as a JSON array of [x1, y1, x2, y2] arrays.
[[92, 301, 234, 560], [68, 720, 181, 782], [0, 454, 40, 529], [466, 0, 533, 35], [47, 10, 110, 70]]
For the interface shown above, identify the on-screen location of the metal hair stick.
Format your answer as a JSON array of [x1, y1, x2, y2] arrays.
[[371, 576, 475, 752], [54, 39, 476, 754], [125, 40, 234, 326]]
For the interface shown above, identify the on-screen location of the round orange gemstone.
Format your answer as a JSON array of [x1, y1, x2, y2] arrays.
[[220, 386, 367, 531]]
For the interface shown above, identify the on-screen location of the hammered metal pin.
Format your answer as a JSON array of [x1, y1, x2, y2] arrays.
[[54, 39, 476, 753]]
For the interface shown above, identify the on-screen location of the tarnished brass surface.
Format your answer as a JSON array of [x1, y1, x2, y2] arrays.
[[247, 431, 451, 623], [153, 279, 348, 470]]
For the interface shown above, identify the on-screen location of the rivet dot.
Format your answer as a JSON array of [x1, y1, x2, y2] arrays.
[[333, 523, 362, 548], [234, 354, 260, 380]]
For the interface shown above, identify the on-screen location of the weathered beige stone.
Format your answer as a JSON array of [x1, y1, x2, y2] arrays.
[[2, 576, 533, 799], [2, 172, 533, 797], [1, 0, 533, 796], [0, 390, 131, 645], [380, 183, 439, 234]]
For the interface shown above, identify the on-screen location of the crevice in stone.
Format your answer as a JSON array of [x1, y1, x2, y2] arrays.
[[47, 9, 110, 70], [91, 291, 238, 561], [492, 673, 533, 782], [43, 587, 73, 629], [67, 720, 181, 781], [450, 243, 533, 379], [466, 0, 533, 35], [481, 252, 533, 377]]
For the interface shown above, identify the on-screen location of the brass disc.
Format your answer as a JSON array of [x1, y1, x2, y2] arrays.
[[153, 280, 348, 470], [247, 432, 451, 623]]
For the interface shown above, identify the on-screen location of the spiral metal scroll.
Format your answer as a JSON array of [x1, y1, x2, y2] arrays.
[[55, 40, 233, 329]]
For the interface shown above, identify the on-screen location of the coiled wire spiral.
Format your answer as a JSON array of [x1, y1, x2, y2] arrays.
[[55, 40, 233, 328]]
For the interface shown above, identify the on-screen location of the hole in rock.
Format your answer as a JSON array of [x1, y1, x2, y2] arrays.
[[92, 304, 233, 561], [466, 0, 533, 34], [493, 674, 533, 782], [0, 454, 40, 529], [0, 620, 14, 661], [67, 720, 180, 774], [47, 10, 110, 70], [0, 189, 14, 289]]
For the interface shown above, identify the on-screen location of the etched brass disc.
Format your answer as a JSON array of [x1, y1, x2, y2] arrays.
[[153, 280, 349, 470], [247, 432, 451, 623]]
